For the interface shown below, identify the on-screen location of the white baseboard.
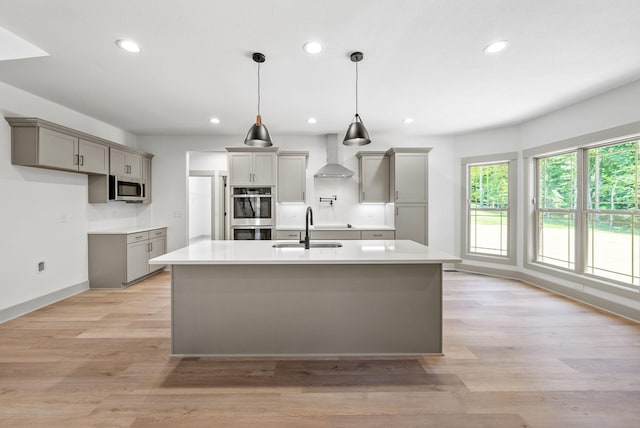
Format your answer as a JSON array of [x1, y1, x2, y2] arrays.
[[454, 263, 640, 323], [0, 281, 89, 324]]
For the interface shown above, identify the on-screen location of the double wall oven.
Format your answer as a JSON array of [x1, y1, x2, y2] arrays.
[[231, 187, 274, 240]]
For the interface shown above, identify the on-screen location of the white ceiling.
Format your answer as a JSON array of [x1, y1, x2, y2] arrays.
[[1, 0, 640, 138]]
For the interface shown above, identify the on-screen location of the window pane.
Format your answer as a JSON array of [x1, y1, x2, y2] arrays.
[[469, 163, 509, 208], [537, 212, 575, 269], [588, 141, 638, 210], [538, 153, 577, 209], [586, 214, 640, 286], [469, 209, 508, 256]]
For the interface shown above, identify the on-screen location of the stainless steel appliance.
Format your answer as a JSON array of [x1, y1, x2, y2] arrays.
[[109, 175, 145, 202], [232, 226, 274, 240], [231, 187, 274, 226]]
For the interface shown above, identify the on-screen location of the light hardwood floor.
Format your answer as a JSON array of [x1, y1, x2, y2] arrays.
[[1, 270, 639, 427]]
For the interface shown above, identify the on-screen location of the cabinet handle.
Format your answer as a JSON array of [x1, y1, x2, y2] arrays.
[[395, 207, 399, 216], [395, 190, 399, 201], [149, 242, 153, 252], [156, 231, 162, 236], [135, 235, 144, 239], [80, 155, 84, 166], [362, 191, 366, 200], [74, 154, 79, 165], [302, 191, 305, 200], [373, 234, 382, 237]]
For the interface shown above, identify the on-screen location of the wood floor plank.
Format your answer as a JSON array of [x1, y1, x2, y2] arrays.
[[0, 269, 638, 427]]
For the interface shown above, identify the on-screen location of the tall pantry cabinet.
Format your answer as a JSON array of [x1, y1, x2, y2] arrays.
[[387, 148, 431, 245]]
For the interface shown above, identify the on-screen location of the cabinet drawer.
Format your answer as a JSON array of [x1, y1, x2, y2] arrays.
[[127, 231, 149, 243], [361, 230, 395, 240], [310, 230, 360, 240], [276, 230, 301, 240], [149, 228, 166, 238]]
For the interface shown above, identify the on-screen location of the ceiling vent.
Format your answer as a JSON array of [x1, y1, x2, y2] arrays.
[[314, 134, 355, 178]]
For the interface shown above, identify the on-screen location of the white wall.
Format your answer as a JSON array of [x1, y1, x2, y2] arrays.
[[138, 133, 457, 255], [521, 80, 640, 149], [0, 82, 138, 314]]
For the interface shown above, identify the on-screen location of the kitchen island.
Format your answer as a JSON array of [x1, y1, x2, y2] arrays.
[[150, 240, 459, 357]]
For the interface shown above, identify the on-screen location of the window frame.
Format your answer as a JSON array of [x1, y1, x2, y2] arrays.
[[461, 152, 517, 265], [524, 124, 640, 298]]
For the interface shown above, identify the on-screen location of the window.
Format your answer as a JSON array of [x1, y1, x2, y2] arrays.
[[586, 141, 640, 285], [536, 152, 577, 269], [462, 154, 516, 263], [532, 138, 640, 290]]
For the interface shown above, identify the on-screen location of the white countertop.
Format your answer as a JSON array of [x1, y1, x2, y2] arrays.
[[149, 240, 459, 265], [88, 225, 167, 235], [277, 224, 395, 231]]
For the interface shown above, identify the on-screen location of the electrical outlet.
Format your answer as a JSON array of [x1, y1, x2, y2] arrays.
[[37, 261, 45, 273], [60, 214, 67, 223]]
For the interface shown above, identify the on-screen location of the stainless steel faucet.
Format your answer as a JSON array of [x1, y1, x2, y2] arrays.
[[301, 206, 313, 249]]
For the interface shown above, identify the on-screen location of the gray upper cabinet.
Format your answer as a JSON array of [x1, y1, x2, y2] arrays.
[[356, 151, 389, 203], [110, 147, 142, 179], [278, 152, 308, 203], [227, 147, 278, 186], [78, 138, 109, 174], [6, 117, 153, 204], [388, 148, 430, 204], [37, 128, 78, 170], [9, 123, 108, 175]]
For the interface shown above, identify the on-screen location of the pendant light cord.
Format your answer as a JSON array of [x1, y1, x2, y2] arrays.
[[355, 60, 359, 116], [257, 62, 261, 116]]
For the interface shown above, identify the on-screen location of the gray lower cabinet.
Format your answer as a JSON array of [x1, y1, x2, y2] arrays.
[[276, 229, 395, 240], [89, 228, 167, 288], [395, 205, 428, 245]]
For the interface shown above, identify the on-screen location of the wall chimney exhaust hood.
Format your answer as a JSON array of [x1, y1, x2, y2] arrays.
[[314, 134, 355, 178]]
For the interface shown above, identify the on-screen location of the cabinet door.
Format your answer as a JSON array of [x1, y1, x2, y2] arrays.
[[110, 148, 128, 176], [360, 155, 389, 203], [127, 153, 143, 179], [126, 240, 150, 282], [395, 204, 428, 245], [38, 128, 78, 171], [309, 230, 361, 240], [253, 153, 276, 185], [393, 153, 428, 203], [278, 156, 306, 202], [276, 230, 301, 240], [148, 237, 166, 273], [78, 139, 108, 174], [229, 153, 252, 185], [361, 230, 395, 240]]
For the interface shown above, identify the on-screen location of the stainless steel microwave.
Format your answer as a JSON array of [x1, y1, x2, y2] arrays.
[[109, 175, 146, 202]]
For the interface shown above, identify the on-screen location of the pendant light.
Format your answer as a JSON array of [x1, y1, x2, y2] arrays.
[[343, 51, 371, 146], [244, 52, 273, 147]]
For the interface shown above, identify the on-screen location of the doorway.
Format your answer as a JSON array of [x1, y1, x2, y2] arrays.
[[187, 152, 229, 243]]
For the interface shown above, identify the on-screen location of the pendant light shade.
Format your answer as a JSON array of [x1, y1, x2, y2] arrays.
[[343, 52, 371, 146], [245, 52, 273, 147]]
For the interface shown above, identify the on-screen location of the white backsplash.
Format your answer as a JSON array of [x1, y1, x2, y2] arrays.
[[277, 175, 389, 227]]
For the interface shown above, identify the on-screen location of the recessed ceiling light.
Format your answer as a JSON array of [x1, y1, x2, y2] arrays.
[[209, 117, 220, 124], [116, 39, 142, 53], [403, 118, 414, 124], [307, 117, 317, 124], [483, 40, 509, 54], [303, 41, 323, 55]]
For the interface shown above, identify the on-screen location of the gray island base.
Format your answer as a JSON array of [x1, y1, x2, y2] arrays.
[[150, 240, 460, 357]]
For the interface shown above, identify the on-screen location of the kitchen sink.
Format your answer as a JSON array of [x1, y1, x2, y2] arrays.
[[272, 241, 343, 248]]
